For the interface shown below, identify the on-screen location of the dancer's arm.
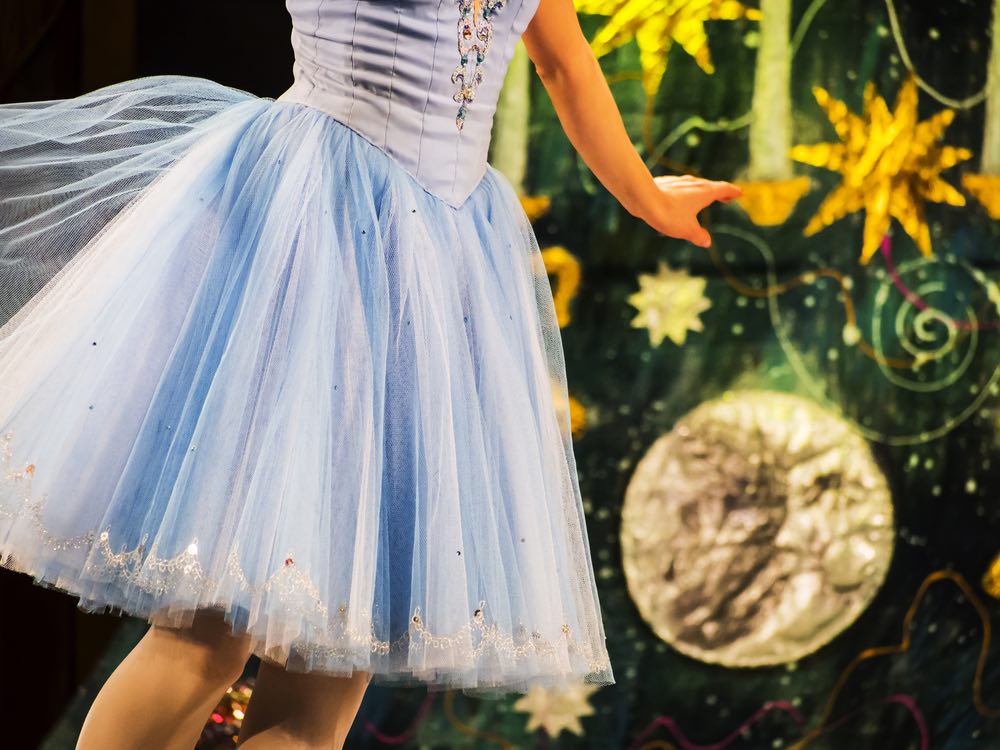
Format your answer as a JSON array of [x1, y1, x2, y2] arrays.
[[521, 0, 740, 248]]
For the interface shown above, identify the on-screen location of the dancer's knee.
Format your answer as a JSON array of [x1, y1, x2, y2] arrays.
[[236, 662, 370, 748], [149, 609, 253, 687]]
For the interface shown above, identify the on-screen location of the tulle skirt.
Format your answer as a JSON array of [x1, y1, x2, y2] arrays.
[[0, 75, 614, 693]]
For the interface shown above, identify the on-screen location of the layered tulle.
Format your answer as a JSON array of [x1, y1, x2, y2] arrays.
[[0, 76, 613, 693]]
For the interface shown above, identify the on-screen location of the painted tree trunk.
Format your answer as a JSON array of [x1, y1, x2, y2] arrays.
[[982, 0, 1000, 173], [749, 0, 793, 181], [489, 40, 531, 194]]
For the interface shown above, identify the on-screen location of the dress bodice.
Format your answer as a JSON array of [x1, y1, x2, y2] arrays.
[[277, 0, 541, 208]]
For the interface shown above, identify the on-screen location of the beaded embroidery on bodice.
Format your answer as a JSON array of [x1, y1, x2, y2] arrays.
[[277, 0, 541, 208]]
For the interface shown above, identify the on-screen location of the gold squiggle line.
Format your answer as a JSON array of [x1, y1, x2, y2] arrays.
[[703, 241, 920, 368], [600, 69, 997, 362], [442, 689, 516, 750], [602, 71, 995, 372], [789, 570, 1000, 750], [706, 233, 997, 370], [713, 224, 1000, 445]]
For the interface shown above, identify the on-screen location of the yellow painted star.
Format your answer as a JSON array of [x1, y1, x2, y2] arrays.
[[574, 0, 761, 97], [512, 683, 600, 736], [627, 259, 711, 346], [790, 73, 973, 265]]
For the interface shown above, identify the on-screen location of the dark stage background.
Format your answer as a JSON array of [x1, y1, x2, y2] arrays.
[[2, 1, 999, 749], [0, 4, 294, 748]]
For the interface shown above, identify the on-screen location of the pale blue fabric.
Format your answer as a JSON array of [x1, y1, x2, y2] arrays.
[[282, 0, 542, 207], [0, 0, 614, 693]]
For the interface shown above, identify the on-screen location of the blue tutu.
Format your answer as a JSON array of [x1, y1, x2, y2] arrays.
[[0, 75, 614, 693]]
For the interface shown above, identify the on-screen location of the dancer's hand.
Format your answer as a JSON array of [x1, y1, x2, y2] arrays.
[[629, 176, 742, 248], [522, 0, 741, 250]]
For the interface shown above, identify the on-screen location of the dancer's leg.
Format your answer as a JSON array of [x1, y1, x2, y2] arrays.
[[235, 659, 371, 750], [76, 609, 253, 750]]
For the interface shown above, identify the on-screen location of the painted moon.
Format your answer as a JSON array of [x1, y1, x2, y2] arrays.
[[621, 389, 894, 667]]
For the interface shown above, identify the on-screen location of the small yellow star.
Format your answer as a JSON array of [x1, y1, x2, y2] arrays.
[[574, 0, 761, 97], [627, 259, 711, 346], [790, 73, 972, 265], [512, 683, 600, 736]]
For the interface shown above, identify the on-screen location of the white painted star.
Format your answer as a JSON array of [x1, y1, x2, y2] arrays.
[[627, 259, 712, 346], [512, 682, 600, 737]]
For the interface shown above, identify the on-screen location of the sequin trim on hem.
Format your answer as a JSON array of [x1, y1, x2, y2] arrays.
[[0, 431, 611, 673]]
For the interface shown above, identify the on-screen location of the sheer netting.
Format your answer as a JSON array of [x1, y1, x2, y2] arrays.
[[0, 76, 613, 694]]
